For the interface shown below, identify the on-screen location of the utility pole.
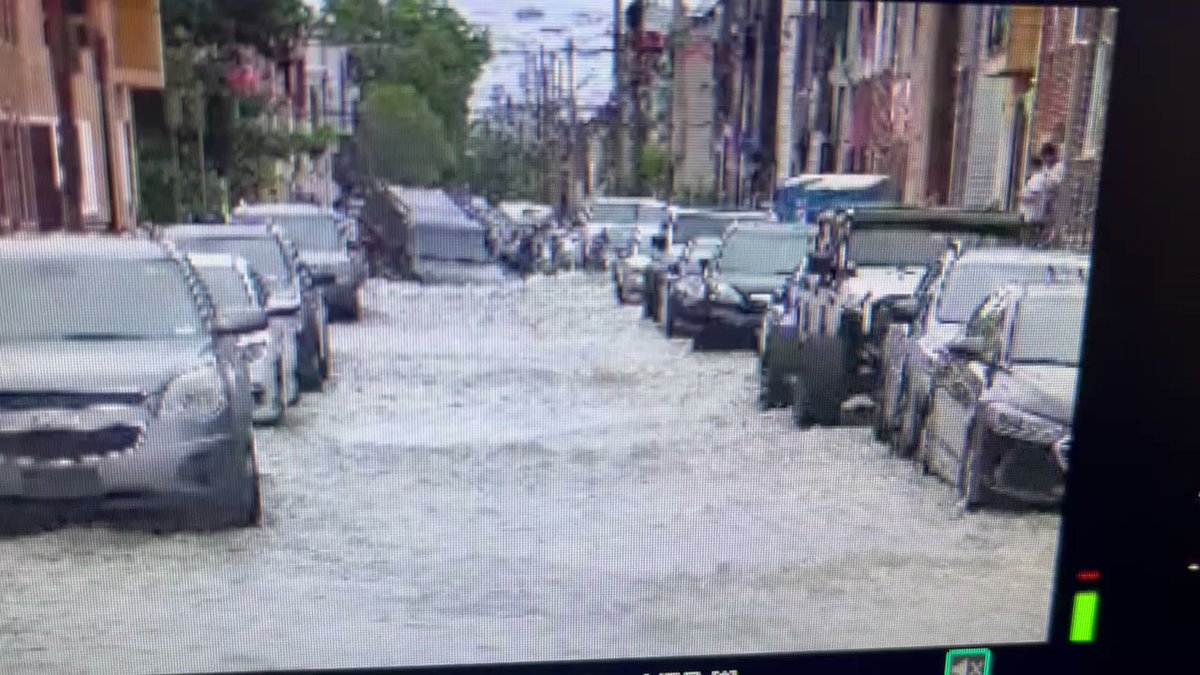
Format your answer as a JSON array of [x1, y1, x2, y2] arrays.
[[612, 0, 625, 194], [567, 38, 579, 206]]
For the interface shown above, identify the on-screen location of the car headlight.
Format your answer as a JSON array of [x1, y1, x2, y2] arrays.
[[981, 403, 1068, 445], [1052, 435, 1072, 472], [159, 367, 228, 420], [706, 281, 743, 305]]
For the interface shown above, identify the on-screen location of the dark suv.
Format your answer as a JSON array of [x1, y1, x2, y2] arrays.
[[758, 207, 1038, 425], [160, 224, 333, 393], [666, 223, 816, 350], [0, 236, 262, 530]]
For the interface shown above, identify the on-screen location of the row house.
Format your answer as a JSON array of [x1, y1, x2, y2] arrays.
[[0, 0, 163, 234], [773, 2, 1113, 247], [668, 3, 718, 201], [295, 41, 360, 207]]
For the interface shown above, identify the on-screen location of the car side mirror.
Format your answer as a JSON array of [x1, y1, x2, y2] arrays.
[[300, 264, 336, 287], [214, 308, 269, 335], [889, 297, 917, 324], [806, 253, 833, 276]]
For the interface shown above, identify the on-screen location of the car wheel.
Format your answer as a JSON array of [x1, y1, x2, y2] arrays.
[[894, 383, 923, 459], [915, 408, 936, 476], [237, 441, 264, 528], [273, 361, 287, 424], [956, 423, 990, 510], [791, 377, 815, 428], [758, 360, 789, 410], [318, 322, 333, 381]]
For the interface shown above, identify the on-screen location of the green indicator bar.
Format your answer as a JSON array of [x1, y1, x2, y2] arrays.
[[1070, 591, 1100, 643]]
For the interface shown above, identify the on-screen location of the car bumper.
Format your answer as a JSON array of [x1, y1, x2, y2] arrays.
[[0, 420, 248, 506], [322, 281, 360, 311], [708, 303, 768, 336], [247, 350, 284, 423], [978, 431, 1068, 505]]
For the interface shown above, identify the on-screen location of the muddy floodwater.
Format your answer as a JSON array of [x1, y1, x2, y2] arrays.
[[0, 272, 1060, 674]]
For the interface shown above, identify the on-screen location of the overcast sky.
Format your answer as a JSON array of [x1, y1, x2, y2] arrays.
[[304, 0, 623, 117]]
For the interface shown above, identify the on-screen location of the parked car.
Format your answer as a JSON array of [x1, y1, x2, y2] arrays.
[[160, 224, 332, 394], [665, 223, 816, 350], [659, 236, 724, 337], [0, 236, 262, 530], [918, 282, 1087, 508], [758, 206, 1040, 425], [641, 209, 772, 319], [582, 196, 668, 269], [231, 203, 368, 321], [188, 253, 290, 425], [875, 247, 1090, 455]]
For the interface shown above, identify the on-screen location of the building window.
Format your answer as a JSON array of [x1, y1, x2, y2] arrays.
[[1082, 35, 1113, 158], [1070, 7, 1091, 45], [0, 0, 16, 45]]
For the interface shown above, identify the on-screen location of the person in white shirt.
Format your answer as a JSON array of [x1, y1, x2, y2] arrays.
[[1019, 144, 1066, 223], [1019, 156, 1048, 222]]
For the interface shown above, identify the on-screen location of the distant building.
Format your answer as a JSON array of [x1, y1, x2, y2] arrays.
[[669, 5, 718, 202], [1028, 7, 1115, 249]]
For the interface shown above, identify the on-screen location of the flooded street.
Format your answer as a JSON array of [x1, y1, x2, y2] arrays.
[[0, 272, 1060, 674]]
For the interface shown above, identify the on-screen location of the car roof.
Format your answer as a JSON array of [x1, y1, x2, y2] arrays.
[[726, 223, 812, 237], [588, 196, 666, 206], [988, 281, 1088, 310], [234, 202, 335, 217], [840, 206, 1030, 234], [0, 234, 172, 261], [185, 252, 240, 268], [954, 247, 1091, 266], [160, 224, 278, 240]]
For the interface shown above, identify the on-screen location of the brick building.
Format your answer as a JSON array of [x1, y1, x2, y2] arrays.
[[0, 0, 163, 234], [1028, 7, 1116, 249]]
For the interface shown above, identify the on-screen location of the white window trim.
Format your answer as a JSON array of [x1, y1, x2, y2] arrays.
[[1069, 8, 1090, 45], [1081, 36, 1113, 159]]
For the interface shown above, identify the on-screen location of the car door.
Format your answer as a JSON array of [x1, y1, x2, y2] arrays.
[[925, 295, 1007, 480]]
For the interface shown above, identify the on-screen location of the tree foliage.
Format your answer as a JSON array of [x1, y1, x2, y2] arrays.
[[160, 0, 311, 56], [358, 84, 455, 186], [324, 0, 491, 186]]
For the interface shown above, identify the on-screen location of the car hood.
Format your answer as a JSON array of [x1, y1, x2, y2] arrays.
[[988, 364, 1080, 425], [720, 271, 791, 296], [917, 320, 965, 356], [842, 266, 928, 306], [0, 338, 215, 396]]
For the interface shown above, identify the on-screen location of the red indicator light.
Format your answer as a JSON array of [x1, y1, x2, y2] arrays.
[[1077, 570, 1101, 583]]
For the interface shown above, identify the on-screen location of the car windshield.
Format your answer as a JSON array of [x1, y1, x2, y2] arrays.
[[263, 214, 343, 252], [720, 233, 811, 273], [0, 259, 204, 342], [590, 203, 665, 225], [937, 261, 1088, 323], [195, 266, 254, 311], [1009, 294, 1087, 366], [847, 230, 951, 267], [172, 237, 292, 281]]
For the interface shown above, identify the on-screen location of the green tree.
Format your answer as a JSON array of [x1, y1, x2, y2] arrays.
[[324, 0, 491, 185], [357, 84, 455, 185], [639, 144, 670, 197], [160, 0, 311, 57]]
